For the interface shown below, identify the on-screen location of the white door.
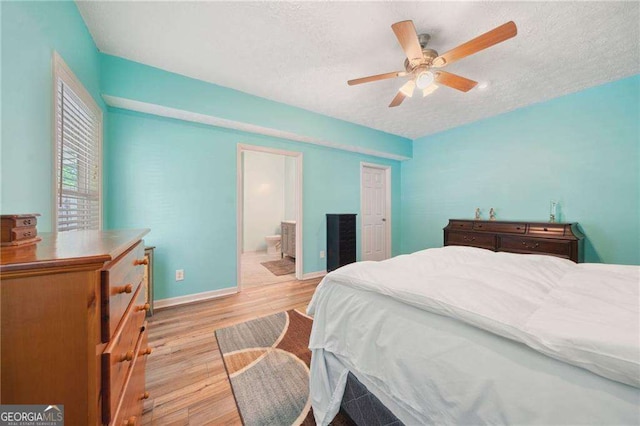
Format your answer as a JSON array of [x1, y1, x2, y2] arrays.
[[361, 165, 389, 261]]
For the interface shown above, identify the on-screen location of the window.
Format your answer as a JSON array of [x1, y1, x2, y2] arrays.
[[53, 53, 102, 232]]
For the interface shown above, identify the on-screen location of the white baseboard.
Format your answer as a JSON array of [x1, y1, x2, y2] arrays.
[[155, 287, 238, 309], [302, 270, 327, 280]]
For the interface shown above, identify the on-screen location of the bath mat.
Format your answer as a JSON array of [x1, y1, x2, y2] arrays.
[[260, 257, 295, 276], [215, 310, 353, 426]]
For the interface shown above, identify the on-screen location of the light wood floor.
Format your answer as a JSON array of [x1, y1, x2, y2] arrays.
[[141, 277, 322, 425], [240, 250, 296, 288]]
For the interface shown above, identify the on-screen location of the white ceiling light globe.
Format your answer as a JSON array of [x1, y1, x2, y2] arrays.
[[415, 71, 434, 89]]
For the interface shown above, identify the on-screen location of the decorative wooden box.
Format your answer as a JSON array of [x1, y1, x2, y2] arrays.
[[1, 214, 41, 246]]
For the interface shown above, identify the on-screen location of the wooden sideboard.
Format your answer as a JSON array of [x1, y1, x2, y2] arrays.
[[444, 219, 584, 262], [0, 229, 152, 425]]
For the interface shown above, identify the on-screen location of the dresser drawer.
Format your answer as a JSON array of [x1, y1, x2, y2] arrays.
[[339, 216, 356, 226], [449, 220, 473, 230], [102, 284, 147, 424], [1, 215, 37, 228], [473, 221, 526, 234], [446, 231, 495, 250], [498, 236, 572, 258], [102, 241, 146, 342], [528, 224, 566, 236], [1, 226, 37, 242], [111, 326, 150, 426]]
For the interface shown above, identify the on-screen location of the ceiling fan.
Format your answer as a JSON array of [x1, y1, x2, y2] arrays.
[[348, 20, 517, 107]]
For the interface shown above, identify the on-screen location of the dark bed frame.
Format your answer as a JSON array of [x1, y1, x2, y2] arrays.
[[340, 373, 404, 425]]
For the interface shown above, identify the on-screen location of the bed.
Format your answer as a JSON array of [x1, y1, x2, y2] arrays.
[[307, 222, 639, 425]]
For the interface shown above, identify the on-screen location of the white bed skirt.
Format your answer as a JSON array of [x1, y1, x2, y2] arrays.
[[309, 283, 640, 425]]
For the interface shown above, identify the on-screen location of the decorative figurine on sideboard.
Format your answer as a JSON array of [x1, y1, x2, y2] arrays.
[[550, 200, 557, 223], [489, 208, 496, 221], [475, 208, 481, 220]]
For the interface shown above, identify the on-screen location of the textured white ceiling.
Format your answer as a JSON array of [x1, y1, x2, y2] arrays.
[[77, 1, 640, 139]]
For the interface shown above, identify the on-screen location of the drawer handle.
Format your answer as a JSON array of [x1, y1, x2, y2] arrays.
[[141, 391, 150, 400], [134, 258, 148, 266], [117, 284, 133, 294], [124, 416, 137, 426], [522, 241, 540, 249], [139, 347, 153, 356], [136, 303, 151, 312], [120, 350, 134, 362], [463, 236, 476, 242]]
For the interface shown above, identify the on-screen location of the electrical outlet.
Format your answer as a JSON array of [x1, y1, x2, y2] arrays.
[[320, 250, 325, 259], [175, 269, 184, 281]]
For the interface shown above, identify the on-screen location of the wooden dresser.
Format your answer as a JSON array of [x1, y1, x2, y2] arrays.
[[1, 229, 152, 425], [444, 219, 584, 262]]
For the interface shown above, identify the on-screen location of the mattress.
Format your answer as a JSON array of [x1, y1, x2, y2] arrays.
[[307, 247, 640, 425]]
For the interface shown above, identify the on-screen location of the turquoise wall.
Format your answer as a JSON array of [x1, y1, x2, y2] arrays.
[[106, 109, 401, 300], [100, 54, 412, 160], [3, 0, 638, 309], [0, 1, 104, 229], [402, 75, 640, 265]]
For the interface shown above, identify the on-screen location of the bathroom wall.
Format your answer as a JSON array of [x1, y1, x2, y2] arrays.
[[284, 156, 296, 221], [243, 151, 286, 252]]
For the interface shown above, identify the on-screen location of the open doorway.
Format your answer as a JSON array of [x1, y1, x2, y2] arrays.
[[237, 144, 303, 289]]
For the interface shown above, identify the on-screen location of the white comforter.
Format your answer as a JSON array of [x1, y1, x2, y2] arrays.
[[308, 246, 640, 388]]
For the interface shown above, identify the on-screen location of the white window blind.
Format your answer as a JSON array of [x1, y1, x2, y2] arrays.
[[53, 53, 102, 232]]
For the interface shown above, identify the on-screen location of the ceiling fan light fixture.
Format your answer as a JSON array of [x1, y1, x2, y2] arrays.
[[399, 80, 416, 97], [415, 71, 435, 89], [422, 84, 439, 97]]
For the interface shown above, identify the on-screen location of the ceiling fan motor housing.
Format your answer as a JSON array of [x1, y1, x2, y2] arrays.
[[418, 33, 431, 48], [404, 47, 439, 72]]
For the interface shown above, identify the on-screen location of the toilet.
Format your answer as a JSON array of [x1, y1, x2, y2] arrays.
[[265, 235, 281, 255]]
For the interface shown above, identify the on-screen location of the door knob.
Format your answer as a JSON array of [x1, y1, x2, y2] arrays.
[[381, 218, 386, 222]]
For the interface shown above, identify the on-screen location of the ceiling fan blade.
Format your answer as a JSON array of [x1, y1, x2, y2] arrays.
[[435, 71, 478, 92], [433, 21, 517, 67], [422, 84, 439, 97], [389, 91, 406, 108], [391, 20, 424, 63], [348, 71, 405, 86]]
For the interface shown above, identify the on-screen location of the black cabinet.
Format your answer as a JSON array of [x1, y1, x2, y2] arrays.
[[327, 214, 357, 272]]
